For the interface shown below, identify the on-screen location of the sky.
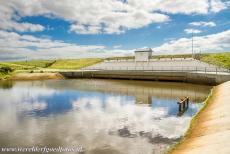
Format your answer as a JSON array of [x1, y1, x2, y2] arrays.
[[0, 0, 230, 61]]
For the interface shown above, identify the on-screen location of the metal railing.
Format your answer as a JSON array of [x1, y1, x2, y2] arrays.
[[82, 66, 230, 74], [104, 58, 195, 62]]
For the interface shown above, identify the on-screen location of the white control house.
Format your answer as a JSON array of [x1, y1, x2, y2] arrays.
[[135, 48, 153, 62]]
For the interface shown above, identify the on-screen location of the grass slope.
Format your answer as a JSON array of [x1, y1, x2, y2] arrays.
[[200, 52, 230, 70], [0, 58, 102, 79], [48, 58, 103, 69], [8, 60, 56, 68], [0, 62, 32, 80], [0, 62, 33, 70]]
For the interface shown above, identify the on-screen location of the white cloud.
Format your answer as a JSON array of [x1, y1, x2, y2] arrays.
[[153, 29, 230, 54], [189, 21, 216, 27], [152, 0, 210, 14], [0, 0, 228, 60], [113, 45, 123, 49], [0, 2, 45, 32], [1, 28, 229, 60], [0, 21, 45, 32], [0, 0, 227, 34], [70, 24, 102, 34], [0, 30, 106, 60], [69, 7, 170, 34], [184, 28, 202, 34], [210, 0, 227, 12], [0, 30, 134, 60]]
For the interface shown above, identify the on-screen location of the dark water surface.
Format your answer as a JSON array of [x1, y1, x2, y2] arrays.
[[0, 79, 211, 154]]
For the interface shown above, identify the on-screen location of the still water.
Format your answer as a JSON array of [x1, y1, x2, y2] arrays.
[[0, 79, 211, 154]]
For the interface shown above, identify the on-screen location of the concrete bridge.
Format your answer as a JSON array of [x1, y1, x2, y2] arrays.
[[59, 58, 230, 85]]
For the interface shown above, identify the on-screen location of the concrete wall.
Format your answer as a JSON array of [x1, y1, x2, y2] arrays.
[[60, 70, 230, 86]]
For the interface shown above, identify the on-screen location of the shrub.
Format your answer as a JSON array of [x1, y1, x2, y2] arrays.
[[0, 66, 13, 73]]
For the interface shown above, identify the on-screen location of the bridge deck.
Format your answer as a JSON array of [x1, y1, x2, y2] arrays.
[[57, 59, 230, 85]]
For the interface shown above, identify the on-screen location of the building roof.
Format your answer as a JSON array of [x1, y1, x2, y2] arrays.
[[135, 48, 153, 52]]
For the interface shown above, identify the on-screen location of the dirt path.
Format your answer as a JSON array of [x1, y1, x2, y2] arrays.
[[170, 81, 230, 154], [11, 72, 64, 80]]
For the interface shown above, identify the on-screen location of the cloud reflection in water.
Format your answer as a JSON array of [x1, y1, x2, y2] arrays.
[[0, 80, 210, 154]]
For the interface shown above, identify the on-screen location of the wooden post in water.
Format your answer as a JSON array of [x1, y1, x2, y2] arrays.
[[177, 97, 190, 116]]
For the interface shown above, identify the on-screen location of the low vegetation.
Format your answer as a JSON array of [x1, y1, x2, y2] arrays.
[[0, 60, 53, 79], [0, 62, 33, 70], [106, 56, 135, 60], [10, 60, 56, 68], [200, 52, 230, 70], [0, 66, 12, 80], [48, 58, 103, 69], [153, 54, 193, 59], [0, 58, 103, 79]]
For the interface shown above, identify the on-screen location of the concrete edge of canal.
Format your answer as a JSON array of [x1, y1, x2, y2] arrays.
[[60, 70, 230, 86], [168, 81, 230, 154]]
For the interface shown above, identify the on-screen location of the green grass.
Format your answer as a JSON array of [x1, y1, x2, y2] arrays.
[[8, 60, 56, 68], [0, 62, 33, 70], [153, 54, 193, 59], [106, 56, 135, 60], [48, 58, 103, 69], [0, 58, 102, 71], [0, 65, 12, 80], [0, 72, 10, 80], [0, 62, 32, 80], [0, 58, 103, 79], [200, 52, 230, 70]]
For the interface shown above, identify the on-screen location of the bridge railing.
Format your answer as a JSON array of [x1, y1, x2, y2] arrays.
[[104, 58, 195, 62], [81, 66, 230, 74]]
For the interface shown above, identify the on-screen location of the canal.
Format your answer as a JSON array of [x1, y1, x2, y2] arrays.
[[0, 79, 211, 154]]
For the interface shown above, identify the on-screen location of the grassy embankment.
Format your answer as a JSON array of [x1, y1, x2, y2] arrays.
[[155, 52, 229, 70], [48, 58, 102, 69], [200, 52, 230, 70], [0, 58, 102, 80]]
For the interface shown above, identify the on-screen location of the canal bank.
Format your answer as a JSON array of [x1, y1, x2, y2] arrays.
[[169, 81, 230, 154], [10, 72, 64, 80], [6, 70, 230, 86]]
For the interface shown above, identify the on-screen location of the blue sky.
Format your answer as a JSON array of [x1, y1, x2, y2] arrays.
[[0, 0, 230, 60]]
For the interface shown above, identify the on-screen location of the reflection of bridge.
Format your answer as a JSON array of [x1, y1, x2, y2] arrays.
[[46, 79, 211, 104], [60, 59, 230, 85]]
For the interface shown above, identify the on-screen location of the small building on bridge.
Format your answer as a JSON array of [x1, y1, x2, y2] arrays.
[[135, 48, 153, 62]]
